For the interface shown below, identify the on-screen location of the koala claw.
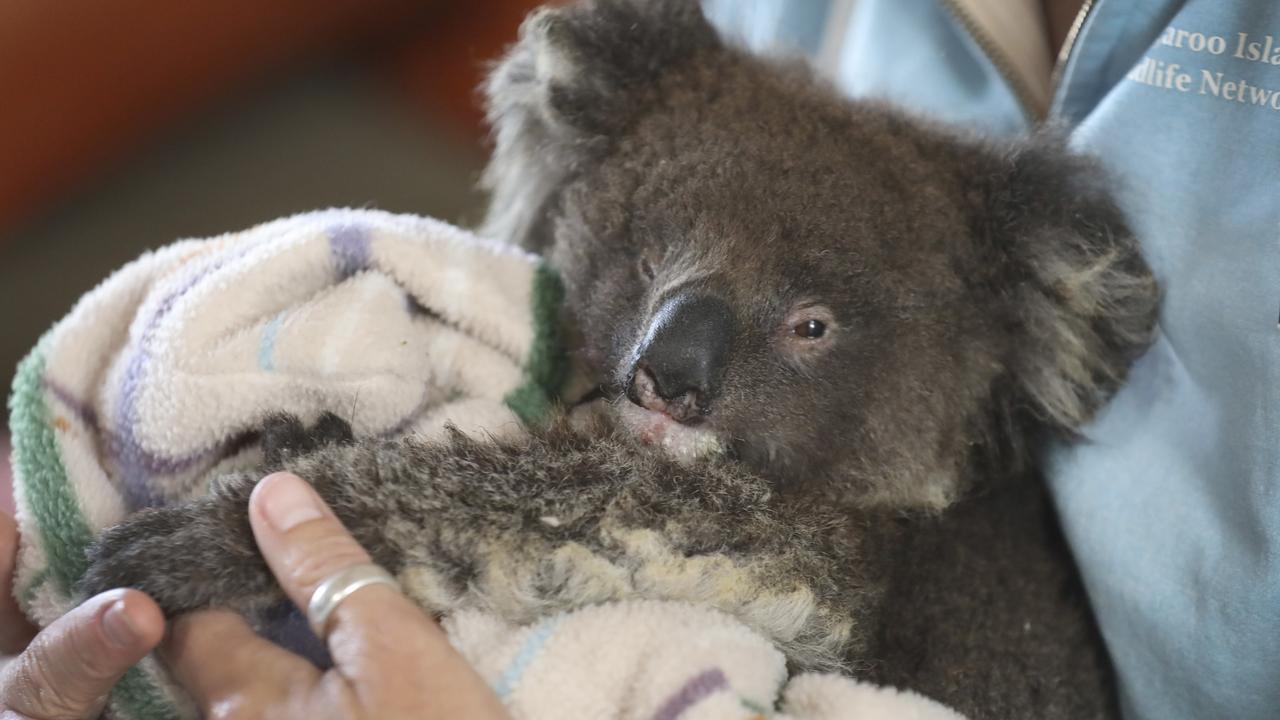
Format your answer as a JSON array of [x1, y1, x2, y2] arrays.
[[262, 412, 355, 470]]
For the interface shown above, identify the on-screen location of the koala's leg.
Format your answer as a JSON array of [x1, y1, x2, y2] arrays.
[[81, 472, 277, 615], [79, 413, 369, 616], [82, 418, 865, 669], [298, 422, 867, 671]]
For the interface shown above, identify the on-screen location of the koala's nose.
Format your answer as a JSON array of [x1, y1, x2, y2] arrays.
[[627, 293, 733, 422]]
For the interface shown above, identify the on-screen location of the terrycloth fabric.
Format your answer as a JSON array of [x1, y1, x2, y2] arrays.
[[448, 600, 964, 720], [7, 209, 962, 719]]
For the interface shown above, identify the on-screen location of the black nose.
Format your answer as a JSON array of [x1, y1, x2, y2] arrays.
[[627, 293, 733, 420]]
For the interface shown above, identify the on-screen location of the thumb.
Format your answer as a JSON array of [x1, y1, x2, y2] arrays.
[[0, 589, 164, 720]]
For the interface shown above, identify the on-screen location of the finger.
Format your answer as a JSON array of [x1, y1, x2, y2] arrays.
[[246, 473, 384, 619], [248, 473, 507, 718], [247, 472, 436, 660], [0, 589, 163, 719], [160, 610, 330, 718], [0, 511, 38, 652]]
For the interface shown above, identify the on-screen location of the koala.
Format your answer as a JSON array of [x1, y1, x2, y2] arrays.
[[80, 1, 1160, 718]]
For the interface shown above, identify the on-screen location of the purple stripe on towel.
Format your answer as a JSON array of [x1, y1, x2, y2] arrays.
[[44, 380, 99, 431], [46, 377, 260, 507], [652, 668, 730, 720], [329, 224, 370, 279], [112, 241, 264, 510]]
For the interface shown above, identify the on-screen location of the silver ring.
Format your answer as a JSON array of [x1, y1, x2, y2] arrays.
[[307, 563, 400, 639]]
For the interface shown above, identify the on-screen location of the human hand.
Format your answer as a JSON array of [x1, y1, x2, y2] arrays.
[[161, 472, 509, 719], [4, 497, 168, 720], [1, 510, 37, 653]]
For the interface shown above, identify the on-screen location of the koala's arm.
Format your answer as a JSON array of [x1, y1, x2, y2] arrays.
[[81, 416, 862, 669]]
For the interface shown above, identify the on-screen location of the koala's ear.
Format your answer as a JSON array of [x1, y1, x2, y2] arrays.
[[979, 136, 1160, 437], [480, 0, 719, 250]]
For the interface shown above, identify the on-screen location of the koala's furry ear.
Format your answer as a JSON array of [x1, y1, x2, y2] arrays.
[[481, 0, 719, 250], [980, 136, 1159, 437]]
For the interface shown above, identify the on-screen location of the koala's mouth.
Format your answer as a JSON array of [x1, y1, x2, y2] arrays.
[[615, 401, 725, 464]]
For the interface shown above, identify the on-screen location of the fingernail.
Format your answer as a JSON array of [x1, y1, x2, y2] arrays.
[[102, 599, 137, 648], [259, 473, 324, 532]]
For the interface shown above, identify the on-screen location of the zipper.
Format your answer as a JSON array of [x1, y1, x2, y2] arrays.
[[937, 0, 1042, 123], [939, 0, 1098, 123], [1049, 0, 1097, 97]]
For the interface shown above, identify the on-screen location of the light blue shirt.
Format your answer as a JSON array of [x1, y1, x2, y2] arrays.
[[707, 2, 1280, 718]]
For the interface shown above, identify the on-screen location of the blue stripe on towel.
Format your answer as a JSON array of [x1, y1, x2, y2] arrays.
[[492, 615, 565, 701], [258, 311, 286, 371]]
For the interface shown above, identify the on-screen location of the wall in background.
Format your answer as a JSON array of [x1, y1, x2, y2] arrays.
[[0, 0, 550, 390]]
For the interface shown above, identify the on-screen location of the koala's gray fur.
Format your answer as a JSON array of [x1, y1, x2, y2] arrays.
[[87, 414, 867, 671], [81, 2, 1160, 718]]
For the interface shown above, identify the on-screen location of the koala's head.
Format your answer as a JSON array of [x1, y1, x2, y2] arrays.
[[482, 0, 1159, 509]]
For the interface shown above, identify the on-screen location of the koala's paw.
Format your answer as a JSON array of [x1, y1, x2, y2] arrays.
[[262, 412, 355, 469], [79, 491, 279, 616]]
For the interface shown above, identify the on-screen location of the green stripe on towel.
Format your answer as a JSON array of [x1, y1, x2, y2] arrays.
[[9, 341, 95, 594], [504, 262, 568, 425], [9, 340, 179, 720], [112, 667, 183, 720]]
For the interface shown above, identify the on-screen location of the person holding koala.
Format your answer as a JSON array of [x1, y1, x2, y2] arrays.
[[707, 0, 1280, 719]]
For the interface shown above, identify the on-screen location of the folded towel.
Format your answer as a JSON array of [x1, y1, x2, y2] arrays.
[[7, 209, 963, 719], [450, 600, 963, 720]]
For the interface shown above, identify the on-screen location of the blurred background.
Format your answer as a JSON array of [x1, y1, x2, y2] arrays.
[[0, 0, 552, 501]]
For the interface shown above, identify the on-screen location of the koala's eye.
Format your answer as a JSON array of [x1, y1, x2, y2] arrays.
[[794, 319, 826, 339], [781, 305, 835, 353], [638, 257, 656, 281]]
